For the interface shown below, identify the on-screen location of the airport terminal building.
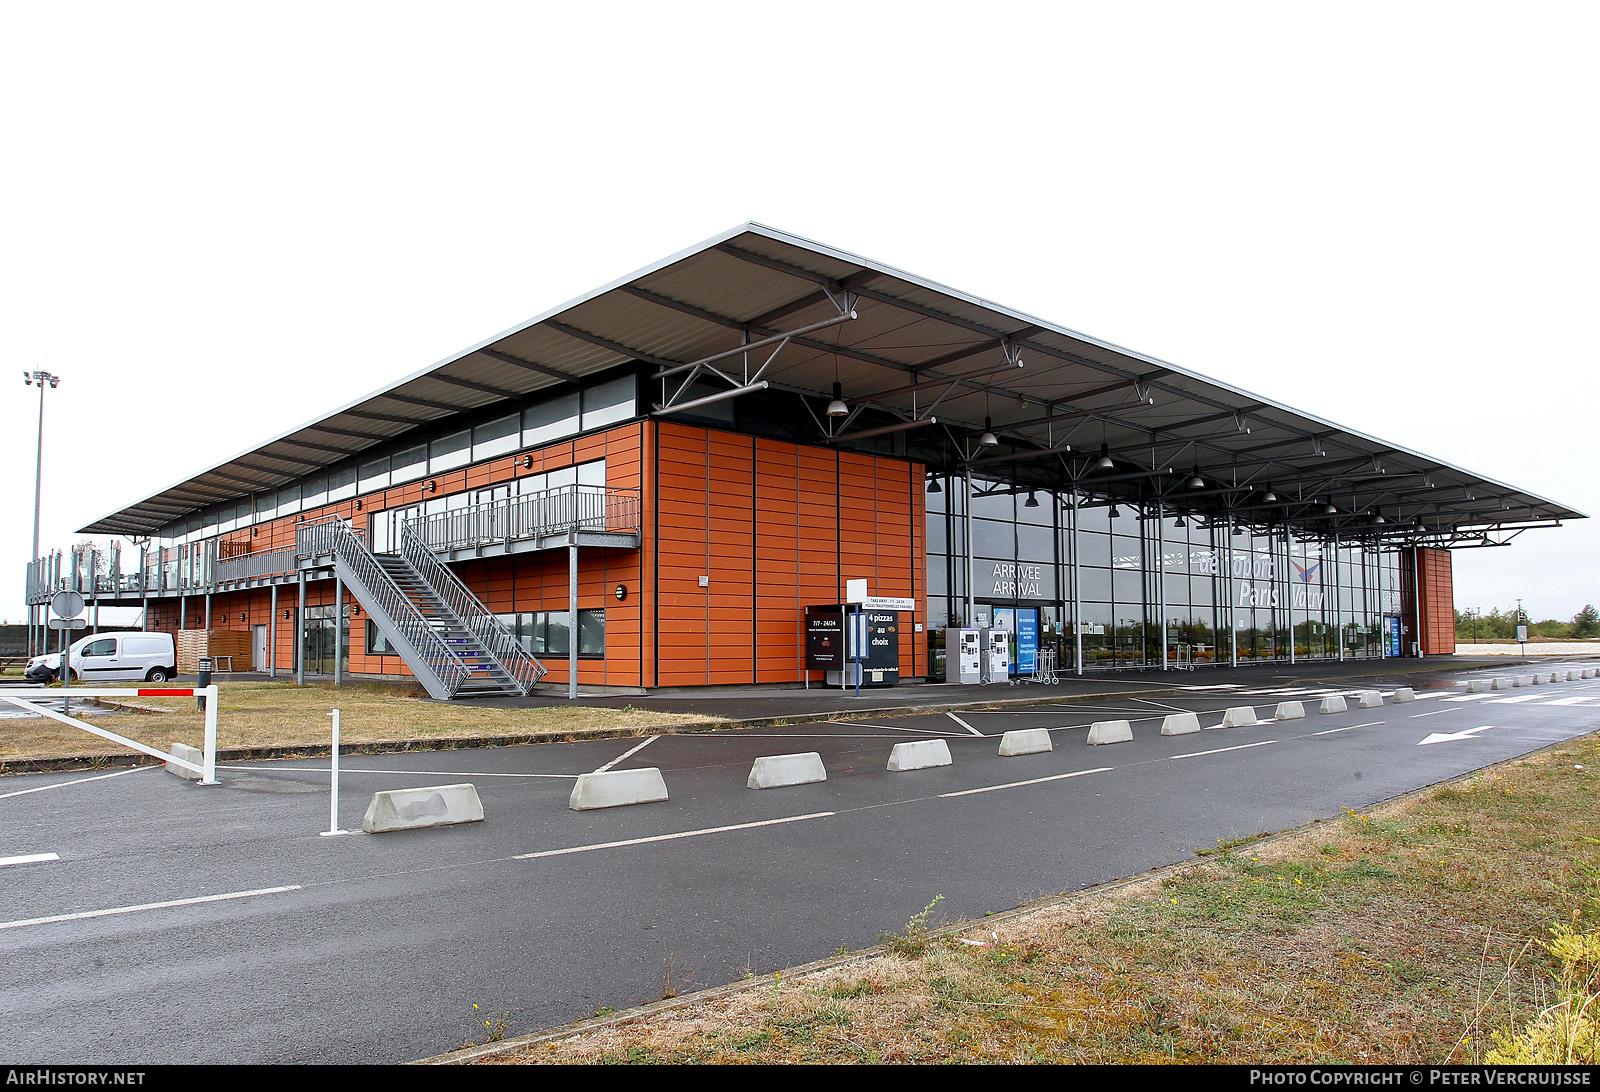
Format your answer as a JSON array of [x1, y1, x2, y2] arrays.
[[22, 225, 1581, 696]]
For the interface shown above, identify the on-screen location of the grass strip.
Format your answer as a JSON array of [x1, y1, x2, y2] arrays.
[[0, 679, 717, 767]]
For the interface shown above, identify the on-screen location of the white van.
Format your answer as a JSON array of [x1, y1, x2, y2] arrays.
[[24, 632, 177, 683]]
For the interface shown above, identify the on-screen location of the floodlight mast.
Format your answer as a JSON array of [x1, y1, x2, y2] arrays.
[[24, 370, 61, 657]]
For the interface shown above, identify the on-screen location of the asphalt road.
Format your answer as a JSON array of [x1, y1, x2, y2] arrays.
[[2, 662, 1598, 1063]]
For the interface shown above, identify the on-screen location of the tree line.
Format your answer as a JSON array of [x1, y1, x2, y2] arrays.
[[1456, 604, 1600, 640]]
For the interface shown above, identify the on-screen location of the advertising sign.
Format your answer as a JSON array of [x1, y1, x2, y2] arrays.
[[1015, 611, 1039, 674], [804, 606, 844, 669]]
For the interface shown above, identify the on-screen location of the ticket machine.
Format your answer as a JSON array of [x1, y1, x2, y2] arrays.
[[944, 627, 981, 684], [979, 627, 1011, 684]]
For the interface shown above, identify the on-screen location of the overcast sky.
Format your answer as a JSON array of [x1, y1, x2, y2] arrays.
[[3, 2, 1595, 625]]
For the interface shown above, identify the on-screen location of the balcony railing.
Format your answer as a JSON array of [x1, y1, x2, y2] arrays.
[[405, 485, 641, 555], [25, 487, 644, 604]]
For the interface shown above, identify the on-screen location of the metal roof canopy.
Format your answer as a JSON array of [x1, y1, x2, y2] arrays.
[[82, 222, 1584, 548]]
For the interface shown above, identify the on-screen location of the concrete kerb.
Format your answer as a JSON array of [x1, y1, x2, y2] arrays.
[[887, 739, 952, 771], [997, 729, 1053, 756], [747, 752, 827, 789], [1160, 712, 1202, 736], [569, 768, 669, 810], [1319, 695, 1348, 714], [1273, 701, 1306, 721], [362, 783, 484, 833]]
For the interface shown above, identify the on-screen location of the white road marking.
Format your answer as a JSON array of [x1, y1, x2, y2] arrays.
[[0, 853, 59, 867], [0, 766, 152, 801], [946, 712, 985, 736], [0, 885, 303, 933], [1488, 695, 1542, 704], [939, 767, 1113, 798], [846, 722, 968, 737], [1419, 725, 1495, 746], [1409, 710, 1448, 718], [219, 764, 578, 779], [593, 735, 660, 773], [1443, 694, 1494, 703], [513, 812, 834, 861], [1315, 721, 1385, 735], [1168, 741, 1278, 760], [1541, 697, 1600, 707]]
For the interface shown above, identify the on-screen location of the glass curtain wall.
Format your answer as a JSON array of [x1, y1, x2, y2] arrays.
[[926, 472, 1398, 673]]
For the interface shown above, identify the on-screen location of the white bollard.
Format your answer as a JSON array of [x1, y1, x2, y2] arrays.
[[1160, 712, 1201, 736], [1274, 701, 1306, 721], [322, 708, 350, 836], [1087, 719, 1133, 745], [1319, 695, 1348, 714], [998, 729, 1053, 756]]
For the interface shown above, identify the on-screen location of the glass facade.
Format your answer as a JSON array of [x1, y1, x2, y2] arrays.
[[926, 473, 1404, 673]]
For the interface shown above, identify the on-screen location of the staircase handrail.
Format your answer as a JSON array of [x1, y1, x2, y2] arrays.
[[324, 519, 472, 697], [399, 521, 546, 693]]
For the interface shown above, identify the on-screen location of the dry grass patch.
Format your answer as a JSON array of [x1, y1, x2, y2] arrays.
[[0, 679, 720, 765], [481, 734, 1600, 1065]]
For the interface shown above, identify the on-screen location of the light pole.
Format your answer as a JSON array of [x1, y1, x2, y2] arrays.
[[24, 370, 61, 657]]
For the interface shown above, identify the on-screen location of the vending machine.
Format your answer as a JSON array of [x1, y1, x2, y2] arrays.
[[979, 627, 1011, 684], [944, 627, 981, 684]]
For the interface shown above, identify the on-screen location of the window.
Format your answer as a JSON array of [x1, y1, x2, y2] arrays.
[[366, 621, 396, 656], [581, 374, 636, 430], [497, 610, 606, 658], [522, 393, 580, 447], [472, 413, 520, 461], [82, 638, 116, 658], [429, 430, 471, 473]]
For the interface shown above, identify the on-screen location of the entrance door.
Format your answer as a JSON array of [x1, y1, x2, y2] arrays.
[[300, 605, 349, 675], [252, 625, 268, 672]]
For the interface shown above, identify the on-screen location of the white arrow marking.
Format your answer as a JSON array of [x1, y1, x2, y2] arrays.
[[1418, 725, 1495, 746]]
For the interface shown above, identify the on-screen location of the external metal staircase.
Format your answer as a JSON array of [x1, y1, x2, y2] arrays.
[[298, 518, 546, 700]]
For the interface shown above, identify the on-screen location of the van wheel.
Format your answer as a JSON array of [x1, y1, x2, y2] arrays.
[[146, 667, 171, 683]]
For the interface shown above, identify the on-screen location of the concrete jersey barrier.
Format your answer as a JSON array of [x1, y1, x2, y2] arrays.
[[1273, 701, 1306, 721], [887, 739, 952, 771], [1160, 712, 1201, 736], [569, 768, 670, 811], [747, 752, 828, 789], [363, 784, 484, 833], [1087, 719, 1133, 745], [1220, 706, 1258, 728], [1319, 695, 1348, 714], [998, 729, 1053, 756]]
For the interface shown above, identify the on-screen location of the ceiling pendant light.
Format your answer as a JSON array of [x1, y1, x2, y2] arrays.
[[1095, 442, 1114, 470], [926, 478, 942, 494], [1174, 514, 1187, 528], [1185, 465, 1204, 489], [978, 417, 999, 446], [1373, 511, 1386, 524], [1261, 483, 1277, 503], [1324, 503, 1337, 515], [1232, 522, 1244, 536], [1024, 490, 1040, 508], [1108, 504, 1121, 519], [826, 381, 848, 418]]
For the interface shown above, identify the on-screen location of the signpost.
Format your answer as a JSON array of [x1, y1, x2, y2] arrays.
[[49, 590, 85, 705]]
